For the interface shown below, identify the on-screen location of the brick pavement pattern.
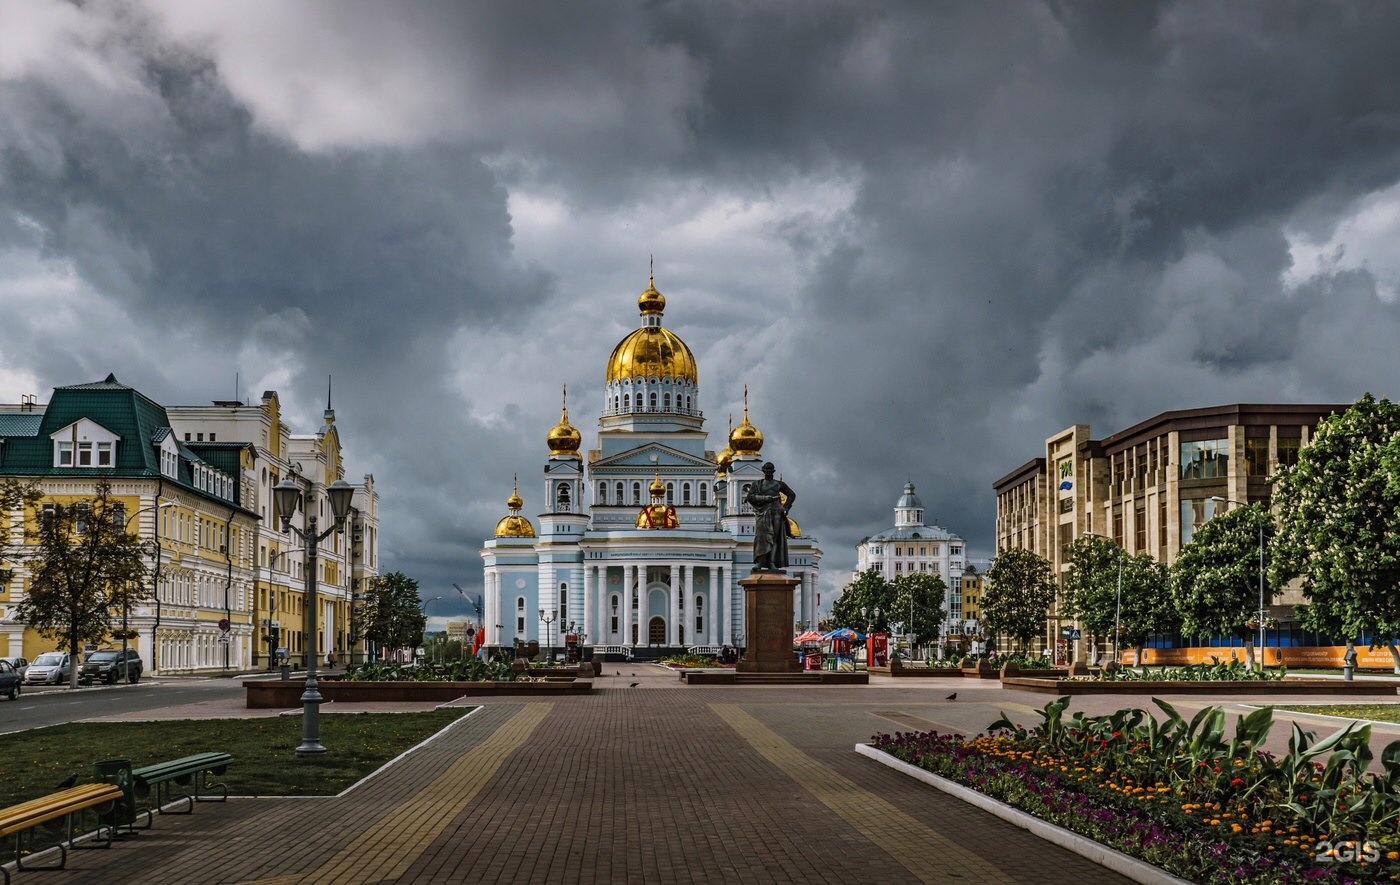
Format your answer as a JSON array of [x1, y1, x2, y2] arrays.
[[21, 670, 1161, 884]]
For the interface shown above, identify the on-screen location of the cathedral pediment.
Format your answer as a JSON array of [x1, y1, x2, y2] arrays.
[[591, 442, 714, 471]]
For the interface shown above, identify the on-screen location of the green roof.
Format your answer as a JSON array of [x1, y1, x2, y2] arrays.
[[0, 414, 43, 437]]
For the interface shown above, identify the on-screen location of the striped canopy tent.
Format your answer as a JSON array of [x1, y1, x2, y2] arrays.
[[794, 631, 823, 643]]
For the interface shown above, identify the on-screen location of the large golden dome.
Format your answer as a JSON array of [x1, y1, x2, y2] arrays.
[[605, 276, 698, 384], [729, 387, 763, 455], [546, 386, 581, 458], [495, 478, 536, 538]]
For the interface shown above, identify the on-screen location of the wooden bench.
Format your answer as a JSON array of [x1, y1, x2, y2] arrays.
[[132, 753, 233, 816], [0, 783, 124, 884]]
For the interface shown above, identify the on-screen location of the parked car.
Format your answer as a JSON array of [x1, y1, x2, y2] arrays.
[[1, 656, 28, 680], [82, 649, 143, 684], [25, 651, 73, 685], [0, 659, 20, 699]]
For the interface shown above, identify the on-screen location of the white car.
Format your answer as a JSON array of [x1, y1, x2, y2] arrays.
[[1, 656, 27, 680], [24, 651, 73, 685]]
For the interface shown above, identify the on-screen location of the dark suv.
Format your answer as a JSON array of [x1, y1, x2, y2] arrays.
[[82, 649, 143, 684]]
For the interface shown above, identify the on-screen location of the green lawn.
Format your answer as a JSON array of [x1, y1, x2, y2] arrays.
[[1, 708, 474, 807], [1273, 703, 1400, 724]]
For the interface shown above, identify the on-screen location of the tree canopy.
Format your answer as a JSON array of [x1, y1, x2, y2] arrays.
[[1272, 394, 1400, 670], [1061, 535, 1123, 640], [354, 571, 426, 660], [983, 547, 1056, 652], [889, 571, 946, 647], [1171, 501, 1275, 668], [831, 569, 894, 632], [16, 481, 151, 688]]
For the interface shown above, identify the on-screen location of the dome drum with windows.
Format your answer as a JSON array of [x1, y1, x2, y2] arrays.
[[603, 275, 701, 421]]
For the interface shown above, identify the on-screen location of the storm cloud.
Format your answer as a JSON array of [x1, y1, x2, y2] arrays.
[[2, 1, 1399, 623]]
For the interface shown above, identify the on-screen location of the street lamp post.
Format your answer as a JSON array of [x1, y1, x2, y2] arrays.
[[273, 473, 356, 757], [1211, 496, 1266, 670], [1081, 531, 1124, 665], [539, 608, 558, 662], [420, 595, 444, 663]]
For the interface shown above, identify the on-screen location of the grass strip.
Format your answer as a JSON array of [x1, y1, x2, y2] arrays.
[[1, 708, 474, 807], [1271, 703, 1400, 724]]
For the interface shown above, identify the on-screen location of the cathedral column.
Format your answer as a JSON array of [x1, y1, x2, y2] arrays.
[[707, 568, 718, 647], [670, 563, 681, 645], [582, 563, 593, 646], [621, 564, 633, 648], [718, 564, 730, 645], [490, 573, 501, 646]]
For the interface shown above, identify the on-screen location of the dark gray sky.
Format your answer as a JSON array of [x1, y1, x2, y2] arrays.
[[3, 1, 1400, 626]]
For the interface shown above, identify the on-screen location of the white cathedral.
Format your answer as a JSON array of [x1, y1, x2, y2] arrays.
[[481, 275, 822, 655]]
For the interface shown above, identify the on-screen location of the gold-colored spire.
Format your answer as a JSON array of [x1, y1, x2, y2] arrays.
[[507, 474, 523, 510], [638, 263, 666, 315], [546, 384, 582, 458], [496, 475, 536, 538], [729, 385, 764, 455]]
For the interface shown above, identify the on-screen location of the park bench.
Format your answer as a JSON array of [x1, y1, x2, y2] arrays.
[[0, 783, 124, 884], [132, 752, 233, 815]]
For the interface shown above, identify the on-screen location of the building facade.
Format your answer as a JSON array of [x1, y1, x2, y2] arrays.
[[481, 276, 822, 655], [852, 482, 969, 643], [993, 404, 1346, 663]]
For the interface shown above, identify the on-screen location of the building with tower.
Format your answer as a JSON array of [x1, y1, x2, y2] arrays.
[[481, 274, 822, 656]]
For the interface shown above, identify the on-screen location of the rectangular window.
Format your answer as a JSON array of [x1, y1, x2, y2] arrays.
[[1245, 437, 1269, 477], [1058, 523, 1073, 561], [111, 503, 126, 529], [76, 503, 91, 534], [1179, 438, 1229, 480], [1113, 510, 1124, 546], [1159, 500, 1167, 551], [1135, 506, 1146, 551], [611, 616, 619, 632], [1059, 497, 1073, 514], [517, 616, 524, 633], [96, 442, 113, 466], [951, 546, 962, 555], [1277, 437, 1301, 471], [77, 441, 93, 467], [1179, 497, 1222, 546], [58, 441, 74, 466]]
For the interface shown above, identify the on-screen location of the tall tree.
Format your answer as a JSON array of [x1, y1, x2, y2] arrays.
[[1273, 394, 1400, 671], [983, 548, 1056, 653], [831, 569, 893, 632], [16, 482, 150, 688], [889, 572, 946, 651], [354, 571, 426, 662], [1061, 536, 1122, 661], [1171, 502, 1275, 670], [1116, 553, 1175, 666]]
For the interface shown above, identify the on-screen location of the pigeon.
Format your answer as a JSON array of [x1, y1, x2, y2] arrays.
[[631, 673, 636, 677], [630, 682, 639, 688], [945, 692, 958, 701], [56, 774, 79, 789], [615, 671, 621, 676]]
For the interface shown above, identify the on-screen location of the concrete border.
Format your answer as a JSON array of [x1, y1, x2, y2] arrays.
[[854, 743, 1192, 885], [1002, 676, 1398, 695]]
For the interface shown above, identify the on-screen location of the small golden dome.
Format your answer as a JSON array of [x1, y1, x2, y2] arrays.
[[729, 386, 763, 455], [546, 386, 581, 457], [638, 278, 666, 315], [495, 477, 535, 538], [649, 470, 665, 499], [786, 515, 801, 537]]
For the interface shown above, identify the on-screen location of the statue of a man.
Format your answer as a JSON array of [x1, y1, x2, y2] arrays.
[[745, 461, 795, 572]]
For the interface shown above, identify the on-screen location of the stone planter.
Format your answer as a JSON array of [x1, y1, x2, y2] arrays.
[[1001, 677, 1399, 696]]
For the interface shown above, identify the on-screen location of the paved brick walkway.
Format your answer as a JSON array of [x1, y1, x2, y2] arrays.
[[25, 668, 1300, 884]]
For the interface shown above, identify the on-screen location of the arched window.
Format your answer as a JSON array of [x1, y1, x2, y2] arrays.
[[686, 395, 692, 412], [624, 393, 630, 411], [632, 482, 642, 504], [666, 482, 674, 505], [598, 482, 607, 504], [517, 596, 524, 611], [613, 395, 620, 412], [560, 584, 568, 616], [557, 484, 571, 512], [615, 482, 624, 503], [664, 392, 671, 410], [742, 483, 752, 513], [649, 392, 657, 411], [699, 483, 708, 505], [682, 482, 692, 505]]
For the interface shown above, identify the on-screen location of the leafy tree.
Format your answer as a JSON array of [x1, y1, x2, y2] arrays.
[[831, 569, 894, 632], [983, 548, 1056, 653], [889, 572, 946, 651], [1061, 536, 1122, 660], [1116, 553, 1175, 666], [1273, 394, 1400, 671], [354, 571, 426, 661], [1171, 502, 1275, 670], [16, 482, 150, 688]]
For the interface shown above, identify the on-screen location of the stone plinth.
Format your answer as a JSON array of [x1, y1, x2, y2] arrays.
[[738, 572, 801, 674]]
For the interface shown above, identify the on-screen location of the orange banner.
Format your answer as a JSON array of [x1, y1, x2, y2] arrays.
[[1128, 645, 1398, 668]]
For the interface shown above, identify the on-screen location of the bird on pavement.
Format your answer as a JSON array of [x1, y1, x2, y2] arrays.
[[615, 671, 621, 676], [629, 682, 639, 688], [945, 692, 958, 701], [56, 774, 78, 789], [631, 673, 636, 677]]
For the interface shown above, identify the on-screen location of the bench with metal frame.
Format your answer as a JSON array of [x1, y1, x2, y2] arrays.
[[0, 783, 124, 884], [132, 752, 233, 816]]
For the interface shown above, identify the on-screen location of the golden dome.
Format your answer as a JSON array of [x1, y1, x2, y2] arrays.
[[729, 386, 763, 455], [649, 470, 665, 499], [546, 386, 581, 458], [786, 515, 801, 537], [605, 273, 698, 384], [495, 478, 535, 538]]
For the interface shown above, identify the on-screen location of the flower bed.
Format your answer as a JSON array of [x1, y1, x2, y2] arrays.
[[658, 653, 726, 669], [869, 696, 1400, 883]]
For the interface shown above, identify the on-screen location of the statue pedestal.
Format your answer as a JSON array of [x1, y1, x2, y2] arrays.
[[737, 572, 801, 674]]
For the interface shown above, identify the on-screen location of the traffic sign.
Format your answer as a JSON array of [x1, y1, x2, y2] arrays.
[[1070, 629, 1082, 640], [217, 633, 231, 644]]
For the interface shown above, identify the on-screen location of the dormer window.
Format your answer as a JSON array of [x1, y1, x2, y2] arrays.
[[52, 419, 120, 470]]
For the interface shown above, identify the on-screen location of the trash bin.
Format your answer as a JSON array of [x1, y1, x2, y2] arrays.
[[93, 758, 137, 833]]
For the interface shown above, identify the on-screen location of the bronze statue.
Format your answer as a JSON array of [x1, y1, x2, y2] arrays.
[[746, 461, 795, 572]]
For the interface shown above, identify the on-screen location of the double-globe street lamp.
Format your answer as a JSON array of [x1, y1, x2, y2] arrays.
[[539, 608, 558, 662], [1080, 531, 1124, 665], [273, 473, 356, 757], [1210, 496, 1267, 669]]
